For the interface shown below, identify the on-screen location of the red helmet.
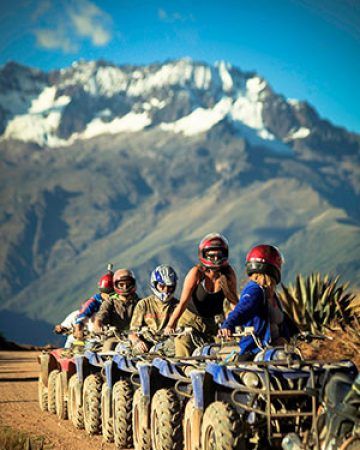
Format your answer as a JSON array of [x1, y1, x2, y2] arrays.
[[98, 273, 114, 294], [246, 244, 284, 284], [198, 232, 229, 270], [113, 269, 136, 296]]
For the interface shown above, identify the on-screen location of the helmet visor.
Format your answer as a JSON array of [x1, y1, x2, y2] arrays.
[[204, 249, 226, 263], [156, 283, 176, 293], [114, 277, 135, 294]]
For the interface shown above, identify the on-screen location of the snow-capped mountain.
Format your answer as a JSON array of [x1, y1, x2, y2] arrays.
[[1, 58, 327, 150], [0, 58, 359, 345]]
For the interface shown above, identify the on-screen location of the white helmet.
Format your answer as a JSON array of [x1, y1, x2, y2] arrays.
[[150, 265, 177, 302]]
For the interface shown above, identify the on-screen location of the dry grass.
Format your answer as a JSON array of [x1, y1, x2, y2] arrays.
[[0, 426, 52, 450], [299, 327, 360, 368]]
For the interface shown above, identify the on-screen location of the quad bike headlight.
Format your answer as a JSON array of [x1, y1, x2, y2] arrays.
[[242, 372, 260, 388]]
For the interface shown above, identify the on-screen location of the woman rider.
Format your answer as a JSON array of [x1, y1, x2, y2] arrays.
[[219, 244, 297, 358], [164, 232, 238, 356]]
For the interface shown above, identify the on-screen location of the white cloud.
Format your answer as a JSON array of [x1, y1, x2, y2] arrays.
[[67, 0, 112, 46], [158, 8, 194, 23], [34, 27, 78, 53], [32, 0, 112, 53]]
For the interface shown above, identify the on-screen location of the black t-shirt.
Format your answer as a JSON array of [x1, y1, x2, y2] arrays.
[[186, 280, 225, 318]]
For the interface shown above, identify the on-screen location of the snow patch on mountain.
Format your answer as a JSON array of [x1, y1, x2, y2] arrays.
[[80, 112, 151, 139], [59, 59, 221, 98], [4, 112, 68, 147], [288, 98, 301, 108], [160, 76, 272, 139], [127, 60, 214, 96], [246, 76, 267, 97], [216, 61, 233, 92], [143, 98, 167, 111], [30, 86, 70, 113], [160, 98, 231, 135], [287, 126, 311, 140], [3, 87, 71, 146]]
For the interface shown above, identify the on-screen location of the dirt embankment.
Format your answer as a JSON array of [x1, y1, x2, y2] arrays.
[[0, 350, 115, 450]]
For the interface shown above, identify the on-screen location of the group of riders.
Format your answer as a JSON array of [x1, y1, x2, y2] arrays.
[[55, 232, 297, 358]]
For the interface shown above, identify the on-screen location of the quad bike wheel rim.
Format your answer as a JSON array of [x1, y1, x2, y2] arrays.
[[204, 425, 217, 450]]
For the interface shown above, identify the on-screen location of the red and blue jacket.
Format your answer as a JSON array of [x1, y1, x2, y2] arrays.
[[75, 293, 103, 324]]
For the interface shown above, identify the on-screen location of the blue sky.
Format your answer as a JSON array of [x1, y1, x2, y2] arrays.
[[1, 0, 359, 133]]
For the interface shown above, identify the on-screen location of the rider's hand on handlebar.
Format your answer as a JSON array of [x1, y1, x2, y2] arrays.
[[73, 327, 84, 340], [218, 328, 233, 339], [164, 326, 175, 336], [133, 340, 149, 353], [54, 324, 66, 334]]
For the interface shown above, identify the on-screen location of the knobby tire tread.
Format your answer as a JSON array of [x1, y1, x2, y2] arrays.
[[83, 373, 102, 435], [113, 379, 133, 449]]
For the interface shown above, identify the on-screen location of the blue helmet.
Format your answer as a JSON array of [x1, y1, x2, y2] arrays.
[[150, 265, 177, 302]]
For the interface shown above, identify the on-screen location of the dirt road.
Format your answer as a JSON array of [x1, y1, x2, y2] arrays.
[[0, 350, 115, 450]]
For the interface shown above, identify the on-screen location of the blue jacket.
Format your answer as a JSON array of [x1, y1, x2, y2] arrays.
[[221, 281, 271, 355], [221, 281, 295, 355]]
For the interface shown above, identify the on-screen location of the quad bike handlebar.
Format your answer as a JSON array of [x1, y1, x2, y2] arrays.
[[292, 332, 333, 344]]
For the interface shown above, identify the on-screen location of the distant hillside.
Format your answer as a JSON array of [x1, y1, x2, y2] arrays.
[[0, 59, 359, 344]]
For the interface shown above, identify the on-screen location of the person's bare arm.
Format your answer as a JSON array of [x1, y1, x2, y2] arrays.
[[219, 266, 238, 305], [164, 266, 199, 333]]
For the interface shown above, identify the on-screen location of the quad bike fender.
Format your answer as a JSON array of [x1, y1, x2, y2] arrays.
[[74, 355, 85, 384], [102, 360, 114, 417], [137, 362, 151, 399], [136, 362, 152, 429], [104, 359, 113, 390], [190, 370, 206, 410], [39, 352, 58, 386]]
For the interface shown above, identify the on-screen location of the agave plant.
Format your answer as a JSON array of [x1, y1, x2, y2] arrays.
[[279, 273, 359, 335]]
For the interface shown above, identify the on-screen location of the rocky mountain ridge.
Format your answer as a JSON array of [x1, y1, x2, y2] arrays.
[[2, 58, 358, 153]]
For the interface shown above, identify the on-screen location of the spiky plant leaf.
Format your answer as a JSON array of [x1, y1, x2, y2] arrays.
[[279, 273, 359, 334]]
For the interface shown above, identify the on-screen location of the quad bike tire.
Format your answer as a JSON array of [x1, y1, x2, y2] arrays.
[[38, 376, 48, 412], [68, 374, 84, 429], [47, 369, 59, 414], [101, 383, 114, 443], [113, 379, 133, 449], [184, 397, 202, 450], [83, 373, 102, 435], [55, 371, 68, 420], [132, 387, 151, 450], [201, 401, 246, 450], [151, 387, 183, 450]]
